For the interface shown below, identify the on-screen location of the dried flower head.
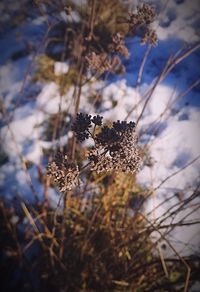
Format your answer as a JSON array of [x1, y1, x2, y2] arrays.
[[110, 55, 126, 74], [128, 4, 156, 29], [47, 152, 80, 192], [72, 113, 104, 142], [85, 50, 126, 75], [85, 52, 112, 74], [88, 120, 141, 174], [137, 3, 156, 24], [108, 33, 129, 59], [70, 113, 141, 175], [71, 113, 92, 142], [140, 28, 158, 46], [91, 115, 103, 126]]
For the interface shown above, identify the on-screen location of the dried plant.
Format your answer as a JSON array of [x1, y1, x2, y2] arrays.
[[108, 33, 129, 58], [128, 3, 156, 29], [73, 113, 141, 173], [88, 120, 141, 174], [47, 114, 141, 192], [47, 152, 80, 192], [141, 27, 158, 46], [85, 52, 112, 74], [2, 1, 199, 291]]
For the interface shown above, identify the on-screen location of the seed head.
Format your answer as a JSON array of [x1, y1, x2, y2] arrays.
[[91, 115, 103, 126], [47, 152, 80, 192], [88, 120, 141, 174], [72, 113, 92, 142], [108, 33, 129, 59]]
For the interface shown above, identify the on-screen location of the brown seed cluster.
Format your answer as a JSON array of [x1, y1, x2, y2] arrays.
[[85, 4, 158, 74], [47, 152, 80, 192], [126, 3, 158, 46], [85, 51, 125, 75], [108, 33, 129, 59], [128, 3, 156, 29], [141, 28, 158, 46], [85, 33, 129, 74], [87, 121, 141, 174], [47, 115, 141, 193], [85, 52, 112, 74]]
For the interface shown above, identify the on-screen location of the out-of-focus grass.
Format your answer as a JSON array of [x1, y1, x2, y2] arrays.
[[1, 182, 199, 291]]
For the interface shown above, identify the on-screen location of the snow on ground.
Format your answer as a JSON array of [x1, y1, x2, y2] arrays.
[[99, 79, 200, 257], [0, 0, 200, 257]]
